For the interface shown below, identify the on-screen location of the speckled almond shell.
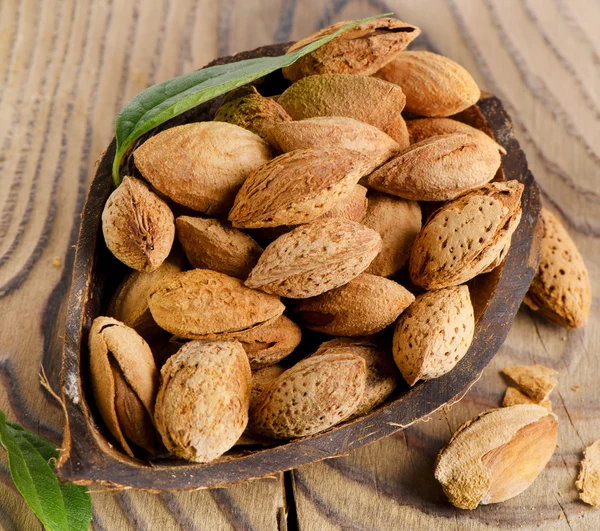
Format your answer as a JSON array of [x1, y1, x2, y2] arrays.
[[249, 353, 366, 438], [153, 340, 251, 463], [89, 317, 159, 457], [374, 51, 481, 117], [270, 117, 399, 172], [133, 122, 271, 215], [213, 85, 292, 144], [523, 209, 591, 329], [102, 176, 175, 273], [108, 253, 186, 338], [368, 134, 501, 201], [409, 181, 524, 290], [282, 18, 420, 81], [319, 184, 368, 222], [148, 269, 285, 339], [277, 74, 409, 147], [228, 147, 372, 228], [245, 218, 382, 298], [311, 338, 399, 417], [362, 192, 421, 277], [392, 285, 475, 386], [176, 216, 262, 279], [407, 117, 506, 155], [435, 405, 558, 509], [294, 273, 414, 336], [250, 364, 286, 408]]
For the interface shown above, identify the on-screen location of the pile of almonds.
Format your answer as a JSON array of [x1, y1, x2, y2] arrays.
[[92, 17, 591, 508]]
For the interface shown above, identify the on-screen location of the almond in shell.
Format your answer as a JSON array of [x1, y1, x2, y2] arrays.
[[134, 122, 271, 215], [409, 181, 524, 289], [320, 184, 368, 222], [245, 218, 382, 298], [374, 51, 480, 117], [368, 134, 501, 201], [393, 285, 475, 386]]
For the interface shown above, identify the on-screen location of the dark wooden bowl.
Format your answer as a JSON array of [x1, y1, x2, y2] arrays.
[[56, 43, 542, 491]]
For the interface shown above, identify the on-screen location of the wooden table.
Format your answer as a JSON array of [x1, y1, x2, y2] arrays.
[[1, 0, 598, 529]]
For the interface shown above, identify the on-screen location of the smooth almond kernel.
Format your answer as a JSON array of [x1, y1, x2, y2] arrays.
[[393, 285, 475, 386], [501, 364, 558, 402], [282, 18, 420, 81], [176, 216, 262, 279], [576, 440, 600, 506], [435, 405, 558, 509], [374, 51, 480, 117], [249, 353, 366, 438], [154, 340, 251, 463], [523, 208, 591, 329], [409, 181, 524, 290], [245, 218, 382, 299], [502, 386, 552, 412], [319, 184, 368, 222], [277, 74, 409, 147], [229, 147, 372, 229], [102, 176, 175, 273], [368, 134, 501, 201], [148, 269, 285, 339], [271, 117, 400, 172], [134, 122, 271, 215], [362, 192, 421, 277], [407, 117, 506, 155], [294, 273, 414, 336]]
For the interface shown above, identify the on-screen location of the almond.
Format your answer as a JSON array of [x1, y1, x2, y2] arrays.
[[270, 117, 399, 171], [523, 208, 591, 329], [228, 148, 372, 228], [502, 387, 552, 412], [368, 134, 501, 201], [374, 51, 480, 117], [576, 440, 600, 506], [407, 117, 506, 155], [245, 218, 382, 298], [312, 338, 399, 416], [148, 269, 285, 339], [102, 176, 175, 272], [320, 184, 368, 222], [249, 353, 366, 438], [89, 317, 160, 457], [501, 364, 558, 402], [213, 85, 292, 144], [250, 364, 286, 408], [134, 122, 271, 215], [108, 253, 186, 338], [392, 285, 475, 386], [409, 181, 524, 289], [154, 340, 251, 462], [277, 74, 409, 147], [282, 18, 420, 81], [435, 405, 558, 509], [176, 216, 262, 278], [362, 192, 421, 277], [294, 273, 414, 336]]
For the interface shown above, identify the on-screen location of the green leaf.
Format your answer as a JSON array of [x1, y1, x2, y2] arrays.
[[112, 13, 392, 185], [0, 410, 92, 531]]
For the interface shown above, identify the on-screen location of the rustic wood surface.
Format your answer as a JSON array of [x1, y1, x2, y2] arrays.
[[0, 0, 597, 529]]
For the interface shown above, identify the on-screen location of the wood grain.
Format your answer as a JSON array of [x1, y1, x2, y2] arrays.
[[0, 0, 598, 529]]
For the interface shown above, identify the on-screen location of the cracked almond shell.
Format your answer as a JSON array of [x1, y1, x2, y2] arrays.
[[393, 285, 475, 386], [282, 18, 420, 81], [368, 133, 501, 201], [576, 440, 600, 506], [435, 405, 558, 509], [409, 181, 524, 289], [154, 340, 251, 463], [102, 176, 175, 272], [374, 51, 481, 117], [523, 208, 591, 329], [148, 269, 285, 339], [89, 317, 160, 457], [176, 216, 262, 278], [228, 147, 372, 228], [134, 122, 271, 215], [362, 192, 421, 277], [245, 218, 382, 298], [502, 387, 552, 412], [294, 273, 414, 336], [277, 74, 409, 147], [249, 353, 366, 438], [501, 364, 558, 402]]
